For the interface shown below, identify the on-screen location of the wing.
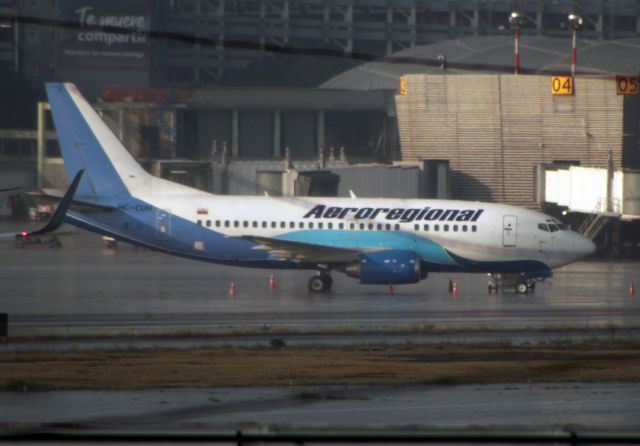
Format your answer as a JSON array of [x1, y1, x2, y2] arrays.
[[0, 170, 84, 242], [238, 235, 364, 263]]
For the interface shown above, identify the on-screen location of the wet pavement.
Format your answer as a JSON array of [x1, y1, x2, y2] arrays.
[[2, 222, 640, 432], [2, 383, 640, 429], [1, 222, 640, 341]]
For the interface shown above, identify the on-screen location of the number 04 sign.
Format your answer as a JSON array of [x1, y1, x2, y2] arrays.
[[551, 76, 573, 95]]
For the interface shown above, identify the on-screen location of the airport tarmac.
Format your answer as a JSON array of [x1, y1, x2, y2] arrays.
[[2, 223, 640, 433], [1, 222, 640, 343]]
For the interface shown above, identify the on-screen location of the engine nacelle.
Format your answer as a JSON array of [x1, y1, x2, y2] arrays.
[[343, 250, 426, 284]]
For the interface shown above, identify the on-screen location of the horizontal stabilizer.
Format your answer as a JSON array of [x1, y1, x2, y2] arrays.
[[0, 187, 22, 193], [28, 189, 117, 212]]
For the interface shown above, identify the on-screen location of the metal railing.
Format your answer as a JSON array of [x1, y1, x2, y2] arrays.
[[577, 197, 621, 240]]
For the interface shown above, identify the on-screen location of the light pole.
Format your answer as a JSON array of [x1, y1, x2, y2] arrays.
[[509, 11, 527, 75], [567, 13, 583, 77]]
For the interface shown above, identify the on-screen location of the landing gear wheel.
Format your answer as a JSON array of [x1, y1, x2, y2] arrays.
[[308, 274, 332, 293], [515, 282, 528, 294]]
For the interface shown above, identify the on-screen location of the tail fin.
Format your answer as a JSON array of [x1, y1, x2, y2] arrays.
[[45, 83, 150, 199]]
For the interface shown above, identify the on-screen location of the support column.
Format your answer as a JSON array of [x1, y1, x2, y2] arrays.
[[169, 109, 177, 159], [231, 109, 239, 158], [36, 101, 46, 189], [117, 109, 125, 142], [409, 6, 416, 48], [273, 110, 281, 157], [317, 110, 325, 157], [386, 7, 393, 55]]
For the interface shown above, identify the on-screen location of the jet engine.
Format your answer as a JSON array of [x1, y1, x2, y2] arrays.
[[342, 250, 426, 284]]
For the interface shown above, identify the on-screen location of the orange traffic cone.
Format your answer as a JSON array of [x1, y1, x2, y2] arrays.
[[630, 282, 635, 296], [228, 282, 236, 296], [451, 282, 458, 296], [269, 273, 276, 289]]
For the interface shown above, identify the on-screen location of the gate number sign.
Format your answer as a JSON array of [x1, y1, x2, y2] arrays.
[[616, 75, 638, 95], [551, 76, 573, 95]]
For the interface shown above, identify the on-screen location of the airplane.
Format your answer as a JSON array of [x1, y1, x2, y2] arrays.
[[44, 82, 595, 294]]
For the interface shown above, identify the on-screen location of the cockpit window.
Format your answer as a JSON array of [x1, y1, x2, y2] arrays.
[[540, 220, 567, 232]]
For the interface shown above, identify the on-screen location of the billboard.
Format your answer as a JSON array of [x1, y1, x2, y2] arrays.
[[57, 0, 150, 68]]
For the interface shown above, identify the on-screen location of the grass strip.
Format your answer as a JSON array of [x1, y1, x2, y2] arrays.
[[2, 346, 640, 390]]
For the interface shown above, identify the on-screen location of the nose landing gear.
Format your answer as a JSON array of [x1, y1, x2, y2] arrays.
[[515, 281, 536, 294], [488, 273, 536, 294], [308, 272, 333, 293]]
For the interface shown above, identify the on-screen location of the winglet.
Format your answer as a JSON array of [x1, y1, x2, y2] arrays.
[[27, 169, 84, 236]]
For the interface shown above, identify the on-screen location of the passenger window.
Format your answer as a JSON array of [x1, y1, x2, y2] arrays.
[[290, 222, 295, 228], [216, 220, 221, 227], [377, 223, 382, 230], [318, 222, 324, 229], [359, 223, 365, 230], [271, 221, 276, 228], [299, 222, 304, 228], [472, 225, 477, 232], [462, 225, 467, 232], [206, 220, 211, 227], [414, 224, 419, 231], [444, 224, 449, 232], [243, 221, 248, 228], [394, 224, 400, 231], [350, 223, 355, 230], [423, 224, 429, 231], [234, 221, 239, 228], [224, 220, 230, 228], [328, 222, 333, 229], [262, 221, 267, 228], [453, 225, 458, 232], [538, 223, 549, 232], [252, 221, 258, 228], [309, 222, 314, 229], [280, 222, 286, 228], [368, 223, 374, 230], [385, 224, 391, 231], [197, 220, 202, 226], [434, 224, 440, 231], [339, 223, 344, 229]]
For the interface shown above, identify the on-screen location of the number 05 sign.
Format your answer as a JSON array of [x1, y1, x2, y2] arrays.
[[616, 76, 638, 95], [551, 76, 573, 95]]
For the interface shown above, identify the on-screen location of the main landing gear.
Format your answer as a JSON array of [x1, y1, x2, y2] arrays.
[[308, 272, 333, 293], [488, 273, 536, 294]]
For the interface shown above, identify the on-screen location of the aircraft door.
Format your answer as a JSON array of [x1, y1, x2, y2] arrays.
[[502, 215, 517, 247], [156, 209, 172, 240]]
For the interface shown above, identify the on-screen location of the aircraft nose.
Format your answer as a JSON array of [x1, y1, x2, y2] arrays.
[[573, 233, 596, 257]]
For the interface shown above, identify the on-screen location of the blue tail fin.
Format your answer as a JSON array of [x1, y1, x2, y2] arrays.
[[45, 83, 150, 199]]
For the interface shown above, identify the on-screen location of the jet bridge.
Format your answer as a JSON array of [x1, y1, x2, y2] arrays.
[[539, 164, 640, 239]]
